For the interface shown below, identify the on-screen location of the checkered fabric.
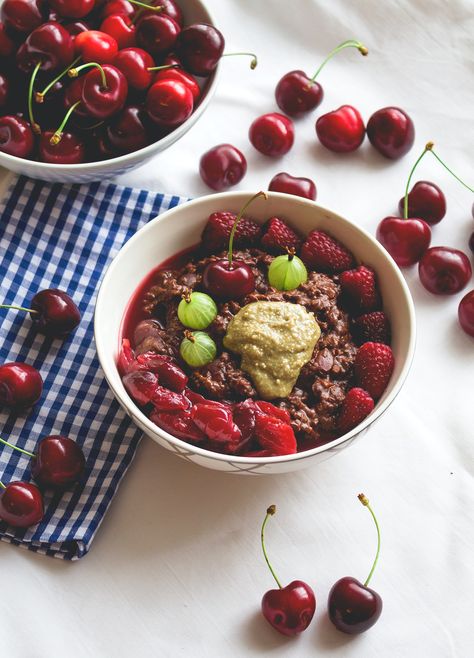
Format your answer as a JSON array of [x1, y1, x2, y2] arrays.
[[0, 176, 185, 560]]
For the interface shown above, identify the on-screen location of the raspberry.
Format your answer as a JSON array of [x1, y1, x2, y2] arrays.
[[354, 342, 395, 400], [352, 311, 391, 345], [261, 217, 302, 253], [254, 413, 297, 456], [340, 265, 380, 312], [338, 387, 374, 432], [201, 211, 261, 252], [300, 230, 355, 273]]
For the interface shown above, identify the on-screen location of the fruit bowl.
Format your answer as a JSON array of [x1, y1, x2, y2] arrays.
[[0, 0, 219, 183], [94, 191, 416, 474]]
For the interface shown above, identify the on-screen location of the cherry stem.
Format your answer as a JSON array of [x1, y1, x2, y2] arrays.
[[309, 39, 368, 84], [0, 304, 37, 313], [0, 436, 36, 459], [261, 505, 282, 588], [358, 493, 380, 587], [0, 481, 5, 489], [69, 62, 107, 89], [221, 52, 258, 70], [128, 0, 163, 9], [28, 61, 42, 135], [429, 149, 474, 194], [147, 63, 180, 72], [228, 191, 268, 267], [50, 101, 81, 145], [36, 56, 82, 103]]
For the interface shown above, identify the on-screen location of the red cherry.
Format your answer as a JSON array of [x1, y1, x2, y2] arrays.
[[39, 130, 85, 163], [202, 259, 255, 300], [316, 104, 365, 153], [145, 78, 193, 126], [0, 73, 9, 107], [29, 288, 81, 336], [1, 0, 46, 33], [0, 21, 15, 56], [63, 19, 90, 36], [176, 23, 224, 75], [63, 74, 89, 118], [0, 362, 43, 409], [80, 63, 128, 119], [268, 172, 316, 200], [0, 115, 34, 158], [469, 232, 474, 254], [275, 70, 323, 118], [113, 47, 154, 90], [48, 0, 95, 19], [398, 181, 446, 225], [0, 481, 44, 528], [100, 14, 136, 49], [199, 143, 247, 191], [138, 0, 183, 26], [367, 106, 415, 159], [136, 13, 180, 56], [458, 290, 474, 337], [16, 21, 75, 72], [376, 216, 431, 266], [328, 577, 382, 634], [190, 403, 241, 444], [101, 0, 134, 19], [31, 435, 86, 488], [153, 67, 200, 102], [418, 247, 472, 295], [75, 30, 119, 64], [249, 112, 294, 157], [106, 104, 148, 153]]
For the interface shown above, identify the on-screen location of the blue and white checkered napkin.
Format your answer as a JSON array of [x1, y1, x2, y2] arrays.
[[0, 175, 185, 560]]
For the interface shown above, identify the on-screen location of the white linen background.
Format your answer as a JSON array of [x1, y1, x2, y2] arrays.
[[1, 0, 473, 656]]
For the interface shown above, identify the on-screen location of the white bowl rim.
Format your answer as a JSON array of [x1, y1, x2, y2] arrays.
[[95, 190, 416, 464]]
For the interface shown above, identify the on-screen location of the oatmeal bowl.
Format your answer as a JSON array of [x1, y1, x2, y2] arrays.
[[94, 191, 415, 474]]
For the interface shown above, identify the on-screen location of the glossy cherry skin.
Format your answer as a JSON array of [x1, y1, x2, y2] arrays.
[[367, 107, 415, 159], [48, 0, 95, 19], [145, 79, 193, 126], [328, 577, 382, 634], [153, 68, 200, 102], [81, 64, 128, 119], [101, 0, 134, 19], [418, 247, 472, 295], [106, 105, 148, 153], [249, 113, 294, 157], [469, 232, 474, 254], [176, 23, 224, 75], [113, 47, 154, 90], [199, 143, 247, 191], [202, 260, 255, 300], [376, 216, 431, 266], [64, 75, 90, 118], [16, 21, 75, 73], [262, 580, 316, 636], [275, 70, 323, 118], [0, 481, 44, 528], [39, 130, 86, 164], [0, 115, 34, 158], [398, 181, 446, 225], [1, 0, 46, 33], [100, 14, 136, 49], [136, 13, 180, 56], [63, 19, 90, 36], [75, 30, 118, 64], [268, 172, 316, 200], [141, 0, 183, 26], [30, 288, 81, 336], [0, 362, 43, 409], [0, 21, 15, 56], [0, 74, 10, 108], [32, 435, 86, 488], [458, 290, 474, 337], [316, 104, 365, 153]]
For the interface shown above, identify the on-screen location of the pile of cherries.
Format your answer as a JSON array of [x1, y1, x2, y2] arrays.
[[0, 288, 85, 529], [0, 0, 231, 164]]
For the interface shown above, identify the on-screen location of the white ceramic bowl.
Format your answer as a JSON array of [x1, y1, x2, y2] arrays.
[[0, 0, 219, 183], [95, 191, 416, 474]]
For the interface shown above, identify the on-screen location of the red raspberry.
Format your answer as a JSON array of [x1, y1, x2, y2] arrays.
[[260, 217, 302, 253], [201, 211, 261, 252], [254, 413, 297, 455], [352, 311, 391, 345], [338, 387, 374, 432], [340, 265, 380, 312], [354, 342, 395, 400], [300, 230, 355, 273]]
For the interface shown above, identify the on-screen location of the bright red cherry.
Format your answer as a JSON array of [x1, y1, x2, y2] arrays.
[[101, 0, 134, 19], [367, 106, 415, 159], [0, 21, 15, 56], [29, 288, 81, 335], [32, 435, 86, 488], [136, 13, 180, 56], [77, 63, 128, 119], [100, 13, 136, 49], [75, 30, 119, 64], [376, 216, 431, 266], [145, 78, 193, 126], [138, 0, 183, 26], [249, 113, 294, 157], [152, 67, 200, 102], [418, 247, 472, 295], [316, 104, 365, 152], [1, 0, 45, 33], [106, 105, 148, 153], [176, 23, 224, 75], [113, 47, 154, 90], [458, 290, 474, 337], [48, 0, 95, 19], [39, 130, 86, 163], [268, 172, 316, 200], [0, 115, 34, 158], [199, 143, 247, 191], [0, 362, 43, 409], [398, 181, 446, 225], [0, 481, 44, 528], [16, 21, 75, 73]]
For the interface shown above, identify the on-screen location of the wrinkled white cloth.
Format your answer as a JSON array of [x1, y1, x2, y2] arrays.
[[1, 1, 473, 656]]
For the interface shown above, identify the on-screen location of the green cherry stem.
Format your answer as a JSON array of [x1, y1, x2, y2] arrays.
[[228, 190, 267, 267], [128, 0, 163, 10], [36, 56, 82, 103], [50, 101, 82, 145], [0, 436, 35, 459], [28, 61, 42, 135], [429, 150, 474, 194], [0, 480, 6, 489], [221, 52, 258, 69], [309, 39, 368, 84], [358, 493, 381, 587], [68, 62, 108, 89], [261, 504, 282, 589], [146, 63, 180, 72], [0, 304, 37, 313]]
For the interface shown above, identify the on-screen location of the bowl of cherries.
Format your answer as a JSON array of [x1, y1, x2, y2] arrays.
[[0, 0, 223, 182], [95, 190, 416, 474]]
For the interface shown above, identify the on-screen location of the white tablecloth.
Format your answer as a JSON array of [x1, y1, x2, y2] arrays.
[[2, 1, 473, 656]]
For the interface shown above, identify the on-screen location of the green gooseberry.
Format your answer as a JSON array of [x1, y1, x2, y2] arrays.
[[180, 330, 217, 368], [178, 291, 218, 330], [268, 248, 308, 291]]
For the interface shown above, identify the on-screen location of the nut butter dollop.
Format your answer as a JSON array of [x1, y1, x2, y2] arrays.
[[223, 301, 321, 400]]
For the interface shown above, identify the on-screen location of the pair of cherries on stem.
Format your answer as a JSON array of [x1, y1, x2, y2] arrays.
[[260, 495, 382, 636]]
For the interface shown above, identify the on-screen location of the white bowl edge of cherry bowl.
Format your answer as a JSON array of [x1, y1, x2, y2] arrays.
[[94, 191, 416, 474], [0, 0, 220, 183]]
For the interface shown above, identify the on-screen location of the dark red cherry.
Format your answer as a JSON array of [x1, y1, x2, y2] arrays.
[[81, 63, 128, 119], [316, 104, 365, 152], [202, 260, 255, 300], [30, 288, 81, 336], [398, 181, 446, 225], [153, 67, 200, 101], [0, 481, 44, 528], [75, 29, 118, 64], [376, 216, 431, 266], [469, 232, 474, 254], [1, 0, 46, 34], [199, 143, 247, 191], [106, 104, 148, 153], [0, 115, 34, 158], [249, 112, 294, 157], [138, 0, 183, 26], [16, 21, 75, 73], [367, 106, 415, 159], [0, 73, 10, 108], [39, 130, 86, 164], [0, 21, 15, 56], [101, 13, 136, 49], [328, 577, 382, 634], [145, 78, 193, 126], [101, 0, 134, 19], [64, 75, 90, 118], [63, 19, 90, 36], [458, 290, 474, 337], [0, 362, 43, 409], [176, 23, 224, 75], [418, 247, 472, 295], [275, 70, 323, 118], [262, 580, 316, 637], [48, 0, 95, 19], [136, 13, 180, 56], [32, 435, 86, 488], [113, 46, 154, 90], [268, 172, 316, 200]]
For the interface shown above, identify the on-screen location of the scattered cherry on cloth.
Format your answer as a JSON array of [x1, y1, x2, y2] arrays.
[[0, 480, 44, 528], [0, 362, 43, 409], [0, 288, 80, 337]]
